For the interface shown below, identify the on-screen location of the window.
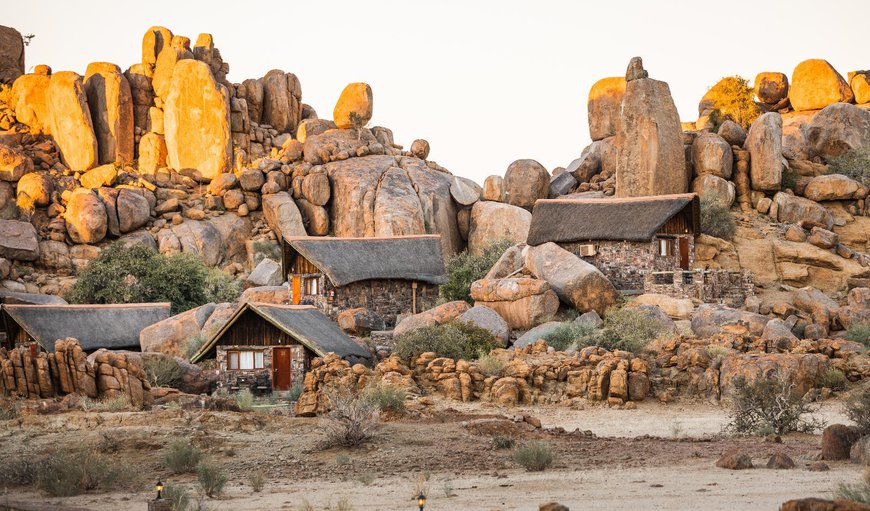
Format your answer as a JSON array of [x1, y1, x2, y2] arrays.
[[657, 238, 675, 257], [226, 350, 265, 370], [302, 276, 319, 296]]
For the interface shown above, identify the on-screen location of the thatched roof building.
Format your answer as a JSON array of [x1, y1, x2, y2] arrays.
[[281, 235, 447, 286], [0, 290, 68, 305], [527, 193, 700, 245], [190, 302, 372, 364], [1, 303, 171, 352]]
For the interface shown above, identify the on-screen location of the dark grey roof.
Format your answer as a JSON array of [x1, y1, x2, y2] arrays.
[[191, 303, 372, 364], [0, 290, 68, 305], [527, 193, 700, 244], [284, 235, 447, 286], [2, 303, 171, 352]]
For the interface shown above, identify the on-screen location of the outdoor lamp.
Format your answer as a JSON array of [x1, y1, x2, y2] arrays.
[[416, 493, 426, 510], [156, 480, 164, 500]]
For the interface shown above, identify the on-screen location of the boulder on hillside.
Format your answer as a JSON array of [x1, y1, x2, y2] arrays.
[[170, 219, 224, 268], [247, 258, 282, 288], [0, 144, 33, 182], [744, 112, 783, 191], [98, 187, 151, 235], [459, 305, 510, 346], [851, 72, 870, 105], [139, 303, 217, 357], [64, 188, 107, 244], [806, 102, 870, 160], [504, 159, 549, 209], [482, 175, 505, 202], [470, 278, 559, 330], [718, 352, 828, 396], [393, 300, 471, 337], [631, 293, 693, 319], [0, 26, 24, 85], [46, 71, 98, 171], [839, 287, 870, 329], [789, 59, 854, 111], [691, 304, 769, 337], [587, 76, 626, 141], [240, 284, 289, 305], [164, 60, 231, 181], [615, 58, 685, 197], [138, 132, 167, 174], [337, 307, 386, 336], [468, 201, 532, 255], [450, 176, 481, 206], [15, 171, 52, 207], [717, 120, 747, 147], [10, 73, 51, 135], [152, 45, 192, 102], [261, 191, 306, 239], [514, 321, 562, 348], [821, 424, 861, 461], [549, 172, 578, 198], [773, 192, 834, 230], [761, 318, 799, 343], [692, 174, 735, 208], [754, 72, 789, 105], [84, 62, 134, 165], [794, 286, 840, 327], [524, 242, 618, 316], [692, 132, 733, 179], [333, 82, 372, 130], [262, 69, 302, 135], [804, 173, 864, 201], [0, 219, 39, 261]]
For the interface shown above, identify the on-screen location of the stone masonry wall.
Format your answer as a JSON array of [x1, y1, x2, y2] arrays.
[[325, 279, 439, 328], [216, 344, 307, 392]]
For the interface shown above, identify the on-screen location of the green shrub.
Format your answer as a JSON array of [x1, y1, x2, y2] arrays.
[[819, 369, 847, 391], [492, 436, 515, 449], [542, 323, 596, 351], [477, 353, 505, 377], [197, 462, 227, 498], [164, 439, 202, 474], [36, 447, 128, 497], [287, 382, 303, 402], [512, 441, 555, 471], [362, 381, 406, 413], [725, 376, 825, 436], [394, 320, 497, 362], [144, 356, 184, 388], [236, 388, 255, 410], [66, 243, 241, 315], [846, 390, 870, 435], [700, 193, 736, 240], [781, 168, 798, 191], [846, 322, 870, 345], [164, 485, 191, 511], [440, 239, 514, 303], [703, 75, 761, 130], [828, 149, 870, 187], [248, 470, 265, 493], [185, 335, 207, 360], [577, 307, 666, 353]]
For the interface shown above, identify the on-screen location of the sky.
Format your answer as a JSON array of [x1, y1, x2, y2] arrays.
[[5, 0, 869, 184]]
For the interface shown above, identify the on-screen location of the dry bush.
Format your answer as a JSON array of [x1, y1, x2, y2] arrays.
[[440, 238, 514, 303], [249, 469, 265, 492], [846, 322, 870, 345], [492, 436, 515, 449], [164, 439, 203, 474], [542, 323, 597, 351], [725, 376, 825, 435], [700, 193, 736, 240], [828, 149, 870, 187], [394, 320, 497, 362], [512, 441, 555, 471], [82, 394, 130, 412], [235, 388, 255, 410], [836, 470, 870, 505], [144, 356, 185, 388], [847, 390, 870, 435], [321, 388, 377, 448], [36, 446, 130, 496], [477, 353, 505, 377], [819, 369, 847, 391], [197, 462, 227, 498], [362, 381, 406, 413], [164, 485, 191, 511]]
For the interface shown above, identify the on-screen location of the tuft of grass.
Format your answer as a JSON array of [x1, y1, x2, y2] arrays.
[[248, 469, 265, 493], [355, 471, 376, 486], [164, 485, 191, 511], [835, 470, 870, 505], [477, 353, 505, 377], [288, 382, 303, 402], [512, 441, 555, 471], [197, 462, 227, 498], [81, 395, 130, 412], [846, 322, 870, 345], [819, 369, 847, 391], [144, 356, 185, 388], [363, 381, 406, 413], [236, 388, 255, 411], [492, 436, 515, 449], [36, 447, 130, 497], [574, 307, 667, 353], [164, 439, 202, 474], [185, 335, 207, 360]]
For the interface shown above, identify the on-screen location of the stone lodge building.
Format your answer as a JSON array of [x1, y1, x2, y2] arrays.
[[190, 302, 371, 392], [280, 235, 447, 327]]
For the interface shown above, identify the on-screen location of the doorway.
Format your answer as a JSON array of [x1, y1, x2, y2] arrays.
[[272, 347, 292, 390], [678, 237, 690, 270]]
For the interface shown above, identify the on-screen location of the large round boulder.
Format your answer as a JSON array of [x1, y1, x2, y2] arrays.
[[804, 174, 863, 201], [806, 102, 870, 160], [64, 188, 108, 244], [692, 132, 733, 179], [458, 305, 510, 346], [754, 72, 789, 104], [16, 171, 53, 207], [587, 77, 626, 141], [692, 174, 735, 208], [333, 82, 373, 130], [467, 201, 532, 255], [524, 242, 618, 316], [0, 26, 24, 85], [504, 159, 549, 209], [789, 59, 854, 111]]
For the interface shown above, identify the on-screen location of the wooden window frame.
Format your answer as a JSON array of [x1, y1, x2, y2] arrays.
[[225, 349, 266, 371], [656, 237, 676, 258]]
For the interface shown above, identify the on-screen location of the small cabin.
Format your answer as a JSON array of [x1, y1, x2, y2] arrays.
[[190, 302, 372, 392], [280, 235, 447, 327], [527, 194, 700, 291], [1, 303, 171, 353]]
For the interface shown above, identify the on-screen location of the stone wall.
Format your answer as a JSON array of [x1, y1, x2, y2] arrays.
[[644, 269, 755, 306], [0, 338, 152, 408], [325, 279, 440, 328], [560, 237, 694, 290], [216, 344, 307, 392]]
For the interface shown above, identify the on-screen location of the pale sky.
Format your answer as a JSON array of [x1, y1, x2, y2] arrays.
[[6, 0, 868, 184]]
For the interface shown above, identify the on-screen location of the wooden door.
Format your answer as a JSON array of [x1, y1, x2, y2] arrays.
[[273, 347, 292, 390], [291, 275, 301, 305], [678, 237, 690, 270]]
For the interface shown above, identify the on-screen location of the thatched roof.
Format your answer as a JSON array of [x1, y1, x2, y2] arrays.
[[0, 290, 68, 305], [1, 303, 171, 352], [527, 194, 700, 245], [283, 235, 447, 286], [191, 303, 372, 364]]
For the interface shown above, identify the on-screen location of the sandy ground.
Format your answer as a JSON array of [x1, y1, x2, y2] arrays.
[[0, 398, 860, 511]]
